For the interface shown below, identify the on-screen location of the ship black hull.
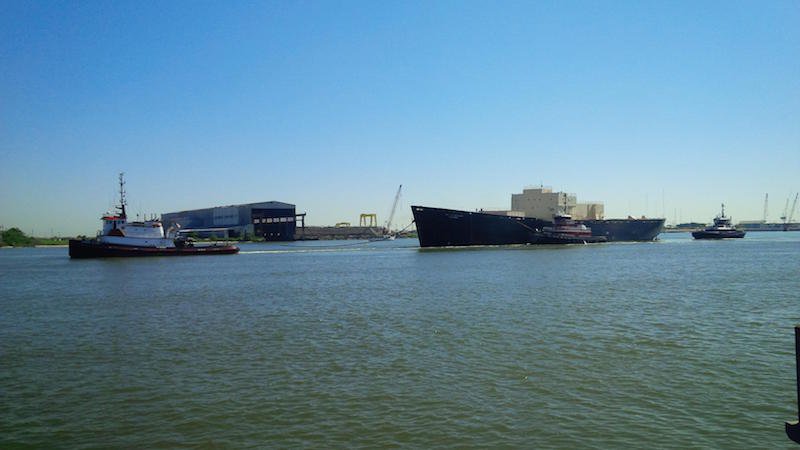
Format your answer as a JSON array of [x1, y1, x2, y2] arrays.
[[411, 206, 664, 248], [411, 206, 549, 247], [691, 230, 746, 239], [69, 239, 240, 258], [579, 218, 666, 242]]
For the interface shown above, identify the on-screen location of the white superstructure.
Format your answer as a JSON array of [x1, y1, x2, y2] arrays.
[[705, 204, 735, 231], [96, 173, 176, 248]]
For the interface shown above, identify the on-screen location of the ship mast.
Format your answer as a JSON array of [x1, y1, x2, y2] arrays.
[[118, 172, 127, 219]]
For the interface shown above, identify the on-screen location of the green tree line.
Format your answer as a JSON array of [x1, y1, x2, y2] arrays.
[[0, 228, 67, 247]]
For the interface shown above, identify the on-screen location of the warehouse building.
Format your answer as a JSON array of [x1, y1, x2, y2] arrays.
[[161, 201, 303, 241]]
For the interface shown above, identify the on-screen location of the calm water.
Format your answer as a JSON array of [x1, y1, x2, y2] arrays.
[[2, 232, 800, 449]]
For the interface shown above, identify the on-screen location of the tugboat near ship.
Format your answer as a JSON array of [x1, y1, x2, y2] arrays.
[[411, 185, 664, 248], [69, 174, 239, 258], [692, 204, 746, 239], [537, 213, 607, 244]]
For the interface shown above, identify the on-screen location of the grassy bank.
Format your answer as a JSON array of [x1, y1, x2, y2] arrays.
[[0, 228, 71, 247]]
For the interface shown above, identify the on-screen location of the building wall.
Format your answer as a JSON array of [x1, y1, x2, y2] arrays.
[[162, 201, 296, 241], [510, 187, 604, 220], [251, 207, 296, 241], [511, 188, 576, 220], [572, 202, 605, 220], [161, 209, 214, 229], [213, 206, 239, 226]]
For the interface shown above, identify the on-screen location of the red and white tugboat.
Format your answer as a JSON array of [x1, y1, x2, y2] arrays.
[[536, 213, 608, 244], [69, 174, 239, 258]]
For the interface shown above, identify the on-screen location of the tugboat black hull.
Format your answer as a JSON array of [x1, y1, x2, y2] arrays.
[[691, 230, 746, 239], [69, 239, 239, 258], [536, 233, 607, 244], [411, 206, 662, 248], [692, 204, 746, 239]]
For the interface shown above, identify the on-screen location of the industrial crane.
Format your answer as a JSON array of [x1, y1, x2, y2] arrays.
[[384, 185, 403, 238], [785, 193, 799, 231], [782, 198, 790, 223]]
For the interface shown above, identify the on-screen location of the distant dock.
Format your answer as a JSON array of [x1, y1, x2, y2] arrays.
[[295, 226, 383, 240], [295, 226, 414, 240]]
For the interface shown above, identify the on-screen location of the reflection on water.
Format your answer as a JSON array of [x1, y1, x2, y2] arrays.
[[1, 233, 799, 448]]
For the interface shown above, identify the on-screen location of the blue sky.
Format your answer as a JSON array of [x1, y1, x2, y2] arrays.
[[1, 1, 798, 235]]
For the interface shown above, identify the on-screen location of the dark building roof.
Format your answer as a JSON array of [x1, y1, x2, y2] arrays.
[[240, 201, 295, 210], [163, 201, 295, 216]]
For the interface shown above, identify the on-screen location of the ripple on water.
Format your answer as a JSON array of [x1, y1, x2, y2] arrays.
[[1, 237, 800, 448]]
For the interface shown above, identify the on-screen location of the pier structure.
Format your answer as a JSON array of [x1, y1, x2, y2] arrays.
[[359, 213, 377, 227]]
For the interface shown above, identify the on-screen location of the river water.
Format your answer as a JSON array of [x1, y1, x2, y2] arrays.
[[2, 232, 799, 448]]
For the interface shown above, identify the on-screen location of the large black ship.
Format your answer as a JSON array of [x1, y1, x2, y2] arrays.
[[412, 205, 664, 248]]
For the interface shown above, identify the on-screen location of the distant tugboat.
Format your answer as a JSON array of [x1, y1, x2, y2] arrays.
[[692, 204, 746, 239], [537, 213, 607, 244], [69, 174, 239, 258]]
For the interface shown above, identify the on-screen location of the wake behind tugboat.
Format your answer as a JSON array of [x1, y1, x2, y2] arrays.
[[69, 174, 239, 258]]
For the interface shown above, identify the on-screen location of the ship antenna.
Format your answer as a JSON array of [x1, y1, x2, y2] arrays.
[[118, 172, 127, 219], [721, 203, 725, 218]]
